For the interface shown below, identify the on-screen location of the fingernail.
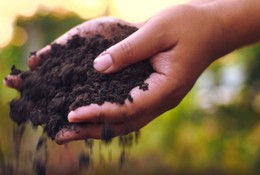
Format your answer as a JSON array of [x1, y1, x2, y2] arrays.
[[55, 131, 70, 145], [93, 54, 113, 72], [68, 111, 76, 122], [27, 56, 41, 70]]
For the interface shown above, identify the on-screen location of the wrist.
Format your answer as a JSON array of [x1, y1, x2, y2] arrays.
[[206, 0, 260, 52]]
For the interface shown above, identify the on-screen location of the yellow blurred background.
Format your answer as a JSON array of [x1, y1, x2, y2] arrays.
[[0, 0, 186, 48]]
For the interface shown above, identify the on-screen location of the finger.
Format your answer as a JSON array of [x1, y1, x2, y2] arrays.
[[54, 124, 107, 145], [55, 115, 148, 145], [3, 75, 22, 90], [93, 16, 176, 74], [27, 46, 51, 70], [68, 102, 127, 124], [55, 17, 133, 43], [67, 72, 173, 124]]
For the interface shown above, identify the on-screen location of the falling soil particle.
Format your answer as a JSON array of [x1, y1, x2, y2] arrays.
[[8, 24, 154, 139]]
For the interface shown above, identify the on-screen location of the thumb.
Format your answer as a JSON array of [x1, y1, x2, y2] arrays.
[[93, 19, 168, 73]]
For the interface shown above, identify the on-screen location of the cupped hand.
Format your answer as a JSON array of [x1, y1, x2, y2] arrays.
[[55, 4, 226, 144]]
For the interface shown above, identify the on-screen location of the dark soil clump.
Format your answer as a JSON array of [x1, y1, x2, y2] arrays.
[[9, 24, 154, 139]]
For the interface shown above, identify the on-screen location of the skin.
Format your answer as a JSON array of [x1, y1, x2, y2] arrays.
[[4, 0, 260, 144]]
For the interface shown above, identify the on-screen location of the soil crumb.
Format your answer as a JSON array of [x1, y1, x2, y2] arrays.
[[9, 24, 154, 139]]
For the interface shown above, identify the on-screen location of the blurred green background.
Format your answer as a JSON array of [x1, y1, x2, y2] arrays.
[[1, 0, 260, 174]]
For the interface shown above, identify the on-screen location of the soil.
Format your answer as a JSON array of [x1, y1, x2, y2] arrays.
[[9, 24, 154, 139]]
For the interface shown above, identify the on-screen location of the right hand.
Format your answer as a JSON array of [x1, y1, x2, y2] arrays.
[[54, 4, 228, 144]]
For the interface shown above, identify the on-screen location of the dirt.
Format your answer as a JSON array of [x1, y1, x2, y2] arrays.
[[9, 24, 154, 139]]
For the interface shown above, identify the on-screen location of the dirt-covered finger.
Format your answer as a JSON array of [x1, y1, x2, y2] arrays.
[[27, 45, 51, 70], [55, 116, 148, 145], [3, 75, 22, 89]]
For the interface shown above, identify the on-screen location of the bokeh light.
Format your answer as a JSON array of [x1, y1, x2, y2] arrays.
[[0, 0, 186, 47], [109, 0, 185, 22]]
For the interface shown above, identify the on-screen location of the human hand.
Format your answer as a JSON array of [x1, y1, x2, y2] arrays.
[[54, 4, 227, 144], [5, 0, 260, 145]]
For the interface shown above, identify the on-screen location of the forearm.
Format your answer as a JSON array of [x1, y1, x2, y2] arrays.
[[206, 0, 260, 52]]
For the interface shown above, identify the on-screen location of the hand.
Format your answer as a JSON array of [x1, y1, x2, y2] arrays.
[[4, 1, 260, 145], [54, 4, 226, 144]]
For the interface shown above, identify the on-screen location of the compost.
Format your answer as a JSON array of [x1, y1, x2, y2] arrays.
[[9, 24, 154, 139]]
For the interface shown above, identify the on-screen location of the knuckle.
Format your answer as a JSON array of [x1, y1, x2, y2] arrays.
[[117, 40, 134, 64], [27, 56, 41, 70]]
